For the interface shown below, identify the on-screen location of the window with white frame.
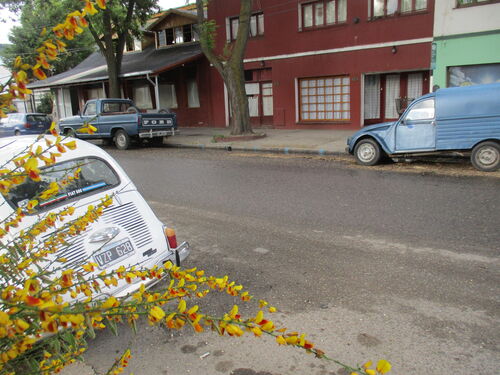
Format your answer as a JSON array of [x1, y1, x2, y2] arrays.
[[229, 13, 264, 40], [187, 79, 200, 108], [370, 0, 427, 17], [157, 24, 198, 47], [159, 84, 178, 109], [456, 0, 499, 7], [125, 37, 142, 52], [87, 87, 104, 100], [301, 0, 347, 29], [299, 76, 350, 122], [133, 85, 153, 109]]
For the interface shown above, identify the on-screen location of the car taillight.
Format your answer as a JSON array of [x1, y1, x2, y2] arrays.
[[23, 123, 31, 129], [164, 227, 178, 249]]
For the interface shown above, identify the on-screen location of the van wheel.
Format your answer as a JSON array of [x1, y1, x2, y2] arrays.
[[471, 141, 500, 172], [354, 139, 382, 166], [114, 130, 131, 150]]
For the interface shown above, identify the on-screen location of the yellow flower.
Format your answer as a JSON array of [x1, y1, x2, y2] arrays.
[[229, 305, 238, 319], [64, 140, 77, 150], [177, 299, 186, 313], [254, 310, 264, 324], [276, 336, 287, 345], [225, 324, 243, 336], [84, 0, 98, 15], [376, 360, 391, 374], [96, 0, 107, 9], [148, 306, 165, 324], [363, 361, 373, 369]]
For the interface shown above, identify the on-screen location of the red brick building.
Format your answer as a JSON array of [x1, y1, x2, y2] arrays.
[[204, 0, 434, 130]]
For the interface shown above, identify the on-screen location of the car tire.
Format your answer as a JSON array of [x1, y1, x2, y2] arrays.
[[14, 130, 20, 136], [64, 128, 76, 137], [471, 141, 500, 172], [114, 130, 131, 150], [354, 138, 382, 166]]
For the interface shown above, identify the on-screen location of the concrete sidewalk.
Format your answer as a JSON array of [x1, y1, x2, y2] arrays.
[[164, 127, 356, 155]]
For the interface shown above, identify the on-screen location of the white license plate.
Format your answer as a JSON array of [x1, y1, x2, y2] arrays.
[[93, 239, 134, 268]]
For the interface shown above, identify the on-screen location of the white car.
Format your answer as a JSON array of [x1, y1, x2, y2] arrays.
[[0, 135, 190, 298]]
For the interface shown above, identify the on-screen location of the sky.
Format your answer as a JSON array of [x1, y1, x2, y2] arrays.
[[0, 0, 195, 44]]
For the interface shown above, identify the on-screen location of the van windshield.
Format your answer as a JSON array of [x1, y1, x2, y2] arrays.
[[4, 157, 119, 212]]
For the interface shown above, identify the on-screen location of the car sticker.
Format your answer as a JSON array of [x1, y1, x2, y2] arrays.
[[39, 181, 107, 208]]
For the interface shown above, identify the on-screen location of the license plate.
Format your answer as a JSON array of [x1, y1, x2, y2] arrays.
[[93, 239, 135, 268]]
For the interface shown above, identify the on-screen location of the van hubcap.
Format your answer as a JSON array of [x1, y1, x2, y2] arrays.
[[477, 147, 499, 166], [358, 144, 376, 162]]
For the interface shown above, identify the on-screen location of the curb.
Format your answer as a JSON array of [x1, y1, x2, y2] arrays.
[[164, 143, 347, 156]]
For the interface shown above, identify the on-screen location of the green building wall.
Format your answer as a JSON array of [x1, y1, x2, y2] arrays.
[[432, 31, 500, 89]]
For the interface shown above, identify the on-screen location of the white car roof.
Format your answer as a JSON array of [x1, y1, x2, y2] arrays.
[[0, 135, 114, 166]]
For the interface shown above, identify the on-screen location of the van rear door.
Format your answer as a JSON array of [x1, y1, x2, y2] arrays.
[[395, 98, 436, 152]]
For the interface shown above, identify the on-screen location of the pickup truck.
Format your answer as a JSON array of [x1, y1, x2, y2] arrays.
[[58, 98, 178, 149]]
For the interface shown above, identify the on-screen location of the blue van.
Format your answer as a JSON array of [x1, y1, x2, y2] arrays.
[[347, 83, 500, 172]]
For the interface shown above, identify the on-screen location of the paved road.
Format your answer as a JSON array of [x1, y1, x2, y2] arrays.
[[65, 148, 500, 375]]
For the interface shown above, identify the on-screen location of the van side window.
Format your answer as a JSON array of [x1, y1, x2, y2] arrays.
[[404, 98, 435, 121]]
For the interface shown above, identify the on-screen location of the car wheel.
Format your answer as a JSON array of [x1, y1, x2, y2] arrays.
[[354, 138, 382, 166], [14, 130, 20, 136], [471, 141, 500, 172], [114, 130, 131, 150], [64, 128, 76, 137]]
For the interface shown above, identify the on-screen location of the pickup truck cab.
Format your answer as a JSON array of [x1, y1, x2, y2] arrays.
[[347, 83, 500, 171], [59, 98, 178, 150]]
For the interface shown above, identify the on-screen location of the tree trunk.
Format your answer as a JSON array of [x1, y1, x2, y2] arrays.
[[225, 61, 251, 135], [105, 53, 121, 98], [196, 0, 253, 135]]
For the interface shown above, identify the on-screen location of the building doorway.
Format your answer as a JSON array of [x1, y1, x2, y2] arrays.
[[364, 71, 429, 126], [244, 68, 273, 127]]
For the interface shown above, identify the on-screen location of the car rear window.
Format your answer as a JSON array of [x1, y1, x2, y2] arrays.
[[27, 115, 50, 123], [4, 157, 119, 213]]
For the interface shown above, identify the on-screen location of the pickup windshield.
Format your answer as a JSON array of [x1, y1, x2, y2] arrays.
[[4, 157, 119, 212]]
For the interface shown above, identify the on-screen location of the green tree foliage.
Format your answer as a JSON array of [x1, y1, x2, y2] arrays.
[[0, 0, 95, 76], [85, 0, 159, 97], [1, 0, 159, 98]]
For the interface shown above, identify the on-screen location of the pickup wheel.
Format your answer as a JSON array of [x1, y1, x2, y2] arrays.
[[114, 130, 131, 150], [471, 141, 500, 172], [354, 138, 382, 166]]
